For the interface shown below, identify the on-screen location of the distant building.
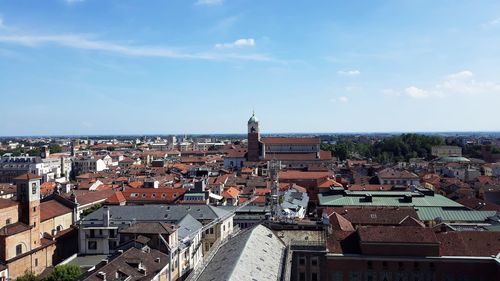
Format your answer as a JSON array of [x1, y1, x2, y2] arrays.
[[377, 168, 420, 187], [431, 145, 462, 157], [73, 157, 106, 175], [246, 112, 333, 168]]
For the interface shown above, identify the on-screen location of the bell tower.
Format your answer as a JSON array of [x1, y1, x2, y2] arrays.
[[247, 111, 261, 162], [14, 173, 41, 249]]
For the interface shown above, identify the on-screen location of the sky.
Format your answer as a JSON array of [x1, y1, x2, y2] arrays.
[[0, 0, 500, 136]]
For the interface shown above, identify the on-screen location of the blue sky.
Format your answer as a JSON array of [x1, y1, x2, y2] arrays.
[[0, 0, 499, 136]]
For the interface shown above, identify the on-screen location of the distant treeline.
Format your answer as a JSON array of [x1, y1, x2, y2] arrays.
[[321, 133, 444, 163]]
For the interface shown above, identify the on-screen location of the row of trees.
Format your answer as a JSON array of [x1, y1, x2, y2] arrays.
[[321, 134, 444, 163], [0, 143, 61, 157], [17, 265, 81, 281]]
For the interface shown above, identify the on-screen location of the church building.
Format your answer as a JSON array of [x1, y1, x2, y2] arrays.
[[0, 174, 76, 279], [246, 112, 333, 169]]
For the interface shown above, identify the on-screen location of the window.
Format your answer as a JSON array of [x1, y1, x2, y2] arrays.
[[6, 218, 11, 225], [16, 244, 23, 255], [32, 183, 37, 194], [299, 256, 306, 266], [311, 257, 318, 266], [414, 262, 420, 270], [311, 273, 318, 281], [88, 241, 97, 250], [332, 272, 343, 281], [34, 258, 38, 267], [367, 261, 373, 269], [299, 272, 305, 281]]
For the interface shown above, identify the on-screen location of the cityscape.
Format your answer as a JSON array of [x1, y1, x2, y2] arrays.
[[1, 1, 500, 281]]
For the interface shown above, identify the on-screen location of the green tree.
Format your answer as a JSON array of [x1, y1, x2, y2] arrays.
[[16, 271, 41, 281], [49, 143, 62, 153], [44, 264, 81, 281]]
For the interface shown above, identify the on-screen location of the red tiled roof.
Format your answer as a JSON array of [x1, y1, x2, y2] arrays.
[[122, 188, 186, 203], [0, 198, 18, 209], [279, 171, 332, 180], [40, 182, 57, 194], [40, 200, 72, 221], [317, 179, 343, 188], [62, 189, 116, 206], [13, 173, 41, 181], [127, 181, 143, 188], [0, 222, 30, 236], [348, 184, 393, 191], [226, 149, 247, 158], [105, 191, 126, 205], [377, 168, 419, 179], [358, 226, 437, 244], [436, 231, 500, 257], [261, 137, 320, 144], [223, 187, 240, 199], [326, 212, 354, 231], [326, 207, 419, 226], [456, 197, 500, 211]]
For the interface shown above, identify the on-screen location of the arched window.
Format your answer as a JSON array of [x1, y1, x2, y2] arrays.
[[16, 244, 23, 255]]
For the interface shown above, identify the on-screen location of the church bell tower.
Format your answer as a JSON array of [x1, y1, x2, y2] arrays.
[[247, 111, 261, 162], [14, 173, 41, 249]]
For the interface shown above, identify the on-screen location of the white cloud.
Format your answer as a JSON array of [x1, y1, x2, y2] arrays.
[[483, 17, 500, 27], [337, 70, 361, 76], [405, 86, 430, 99], [195, 0, 223, 6], [339, 96, 349, 103], [0, 34, 274, 62], [215, 38, 255, 49], [330, 96, 349, 103], [446, 70, 473, 80], [405, 70, 500, 99]]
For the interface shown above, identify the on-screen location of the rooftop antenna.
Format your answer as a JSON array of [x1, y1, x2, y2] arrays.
[[269, 159, 282, 221]]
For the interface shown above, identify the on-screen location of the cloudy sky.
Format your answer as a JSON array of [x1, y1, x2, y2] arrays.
[[1, 0, 499, 135]]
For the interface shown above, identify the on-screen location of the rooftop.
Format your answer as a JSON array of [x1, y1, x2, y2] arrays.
[[197, 224, 285, 281]]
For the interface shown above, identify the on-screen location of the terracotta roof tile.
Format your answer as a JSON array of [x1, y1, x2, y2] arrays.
[[40, 200, 72, 221]]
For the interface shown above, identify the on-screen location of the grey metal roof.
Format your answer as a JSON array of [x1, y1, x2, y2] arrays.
[[177, 214, 203, 240], [81, 204, 231, 226], [281, 189, 309, 211], [197, 224, 285, 281]]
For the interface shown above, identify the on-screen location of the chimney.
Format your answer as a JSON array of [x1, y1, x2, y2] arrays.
[[364, 193, 373, 202], [97, 272, 106, 280], [103, 206, 110, 227], [403, 194, 413, 203]]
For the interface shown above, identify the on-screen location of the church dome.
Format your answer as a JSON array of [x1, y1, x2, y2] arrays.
[[248, 112, 259, 124]]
